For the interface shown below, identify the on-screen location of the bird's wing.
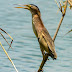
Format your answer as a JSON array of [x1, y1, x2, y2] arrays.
[[38, 28, 55, 53]]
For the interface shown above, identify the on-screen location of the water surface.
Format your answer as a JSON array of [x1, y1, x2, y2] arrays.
[[0, 0, 72, 72]]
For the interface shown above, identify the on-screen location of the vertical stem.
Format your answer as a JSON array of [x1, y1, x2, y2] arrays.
[[53, 0, 68, 41], [53, 16, 64, 41], [0, 42, 18, 72]]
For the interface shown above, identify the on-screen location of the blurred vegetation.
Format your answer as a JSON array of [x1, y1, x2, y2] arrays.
[[63, 0, 72, 34], [62, 0, 72, 9], [55, 0, 72, 34]]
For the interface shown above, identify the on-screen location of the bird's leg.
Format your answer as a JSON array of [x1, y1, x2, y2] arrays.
[[43, 51, 49, 60], [38, 53, 49, 72], [0, 28, 13, 49], [38, 47, 49, 72], [40, 47, 45, 60]]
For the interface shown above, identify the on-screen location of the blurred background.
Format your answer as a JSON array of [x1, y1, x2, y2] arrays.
[[0, 0, 72, 72]]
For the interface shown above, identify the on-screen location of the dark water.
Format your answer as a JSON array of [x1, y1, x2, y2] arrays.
[[0, 0, 72, 72]]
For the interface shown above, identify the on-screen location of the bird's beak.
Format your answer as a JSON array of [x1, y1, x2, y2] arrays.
[[15, 4, 31, 10]]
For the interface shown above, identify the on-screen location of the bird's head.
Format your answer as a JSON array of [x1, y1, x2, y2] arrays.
[[15, 4, 41, 16]]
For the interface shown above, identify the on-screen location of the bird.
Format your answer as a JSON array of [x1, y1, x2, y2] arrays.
[[15, 4, 57, 60]]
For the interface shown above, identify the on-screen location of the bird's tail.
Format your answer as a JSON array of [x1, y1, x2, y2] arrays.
[[49, 49, 57, 60]]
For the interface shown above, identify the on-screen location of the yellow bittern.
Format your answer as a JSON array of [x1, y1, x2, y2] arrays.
[[15, 4, 57, 60]]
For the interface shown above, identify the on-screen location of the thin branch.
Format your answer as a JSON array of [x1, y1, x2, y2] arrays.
[[55, 0, 60, 10], [0, 28, 13, 49], [55, 0, 63, 13], [63, 29, 72, 36], [0, 32, 12, 48], [68, 0, 72, 6], [53, 0, 68, 41], [0, 42, 18, 72]]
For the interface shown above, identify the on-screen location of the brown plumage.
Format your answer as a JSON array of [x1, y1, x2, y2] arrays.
[[15, 4, 57, 60]]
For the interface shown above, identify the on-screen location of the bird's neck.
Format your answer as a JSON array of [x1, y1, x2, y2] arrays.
[[32, 14, 44, 27], [32, 14, 44, 37]]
